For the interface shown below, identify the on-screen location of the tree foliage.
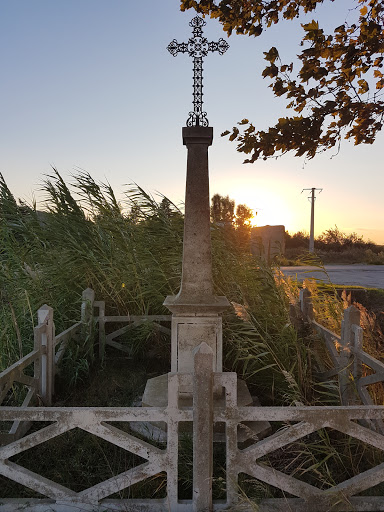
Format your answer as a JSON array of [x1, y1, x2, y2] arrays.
[[235, 203, 254, 229], [317, 225, 372, 250], [180, 0, 384, 161], [211, 193, 235, 224], [210, 194, 254, 227], [211, 194, 254, 247], [285, 225, 375, 251]]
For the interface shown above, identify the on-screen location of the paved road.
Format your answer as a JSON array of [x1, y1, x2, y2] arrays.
[[280, 265, 384, 289]]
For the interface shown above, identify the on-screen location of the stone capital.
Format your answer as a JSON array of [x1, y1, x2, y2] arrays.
[[182, 126, 213, 146]]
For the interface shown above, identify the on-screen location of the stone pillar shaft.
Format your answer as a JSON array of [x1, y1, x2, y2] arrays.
[[164, 126, 229, 380], [179, 127, 214, 302]]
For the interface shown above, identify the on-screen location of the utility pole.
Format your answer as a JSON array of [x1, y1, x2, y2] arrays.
[[302, 188, 322, 253]]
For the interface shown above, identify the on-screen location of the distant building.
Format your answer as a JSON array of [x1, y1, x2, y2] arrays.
[[251, 225, 285, 262]]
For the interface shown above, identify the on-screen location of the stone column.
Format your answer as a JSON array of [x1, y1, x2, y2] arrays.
[[164, 127, 229, 386], [175, 127, 215, 303]]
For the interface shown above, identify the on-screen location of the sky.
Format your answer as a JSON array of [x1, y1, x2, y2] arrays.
[[1, 0, 383, 243]]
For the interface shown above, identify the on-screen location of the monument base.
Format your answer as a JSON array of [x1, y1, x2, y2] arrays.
[[163, 294, 230, 391], [131, 374, 271, 444]]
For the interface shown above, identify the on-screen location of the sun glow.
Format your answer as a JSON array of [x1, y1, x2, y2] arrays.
[[255, 202, 294, 229], [250, 215, 258, 227], [232, 189, 295, 231], [211, 174, 312, 236]]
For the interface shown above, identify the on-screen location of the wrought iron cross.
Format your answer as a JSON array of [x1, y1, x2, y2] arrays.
[[167, 16, 229, 127]]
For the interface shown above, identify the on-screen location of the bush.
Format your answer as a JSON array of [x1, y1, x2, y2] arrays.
[[365, 249, 384, 265], [285, 226, 380, 264]]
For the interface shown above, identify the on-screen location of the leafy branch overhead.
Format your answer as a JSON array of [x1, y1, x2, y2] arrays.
[[180, 0, 384, 161]]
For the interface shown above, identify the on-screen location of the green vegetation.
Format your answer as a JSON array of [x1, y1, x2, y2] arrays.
[[181, 0, 384, 161], [2, 171, 384, 504], [0, 172, 305, 402], [0, 170, 184, 372], [284, 226, 384, 264]]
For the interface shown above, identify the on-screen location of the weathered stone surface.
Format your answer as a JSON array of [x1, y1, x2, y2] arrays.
[[141, 373, 271, 443], [163, 127, 229, 313], [172, 127, 215, 304], [143, 126, 270, 446], [251, 225, 285, 262], [169, 316, 222, 373], [161, 126, 229, 394], [193, 343, 213, 512]]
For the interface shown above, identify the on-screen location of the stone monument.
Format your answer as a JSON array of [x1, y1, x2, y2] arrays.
[[141, 16, 270, 441]]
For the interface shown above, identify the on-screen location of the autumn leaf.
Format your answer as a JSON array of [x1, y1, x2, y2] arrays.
[[264, 47, 279, 63], [302, 20, 319, 31], [357, 79, 369, 94]]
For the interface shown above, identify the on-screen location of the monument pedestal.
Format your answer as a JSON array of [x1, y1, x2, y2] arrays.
[[139, 125, 270, 443], [141, 291, 271, 442], [164, 295, 229, 393]]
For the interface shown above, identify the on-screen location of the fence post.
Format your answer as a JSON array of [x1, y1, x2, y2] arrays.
[[352, 323, 364, 382], [35, 305, 55, 406], [81, 288, 95, 361], [289, 303, 302, 330], [299, 288, 314, 322], [97, 301, 106, 361], [193, 342, 213, 512], [340, 305, 360, 405]]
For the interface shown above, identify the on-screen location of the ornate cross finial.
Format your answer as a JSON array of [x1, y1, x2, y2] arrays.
[[167, 16, 229, 127]]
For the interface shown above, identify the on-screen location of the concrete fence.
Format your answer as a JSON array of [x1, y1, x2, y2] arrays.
[[0, 289, 92, 445], [299, 288, 384, 432], [3, 345, 384, 510], [93, 298, 171, 360], [3, 291, 384, 510]]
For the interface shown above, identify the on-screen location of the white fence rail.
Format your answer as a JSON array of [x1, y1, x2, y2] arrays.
[[0, 290, 91, 445], [2, 344, 384, 511], [300, 288, 384, 433], [3, 289, 384, 510], [94, 299, 171, 359]]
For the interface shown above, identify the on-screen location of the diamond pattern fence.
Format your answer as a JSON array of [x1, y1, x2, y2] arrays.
[[2, 290, 384, 511]]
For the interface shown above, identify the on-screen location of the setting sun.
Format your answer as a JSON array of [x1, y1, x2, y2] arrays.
[[222, 185, 295, 231]]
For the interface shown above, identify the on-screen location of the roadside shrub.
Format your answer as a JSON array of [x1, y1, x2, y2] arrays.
[[285, 226, 380, 264], [365, 249, 384, 265]]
